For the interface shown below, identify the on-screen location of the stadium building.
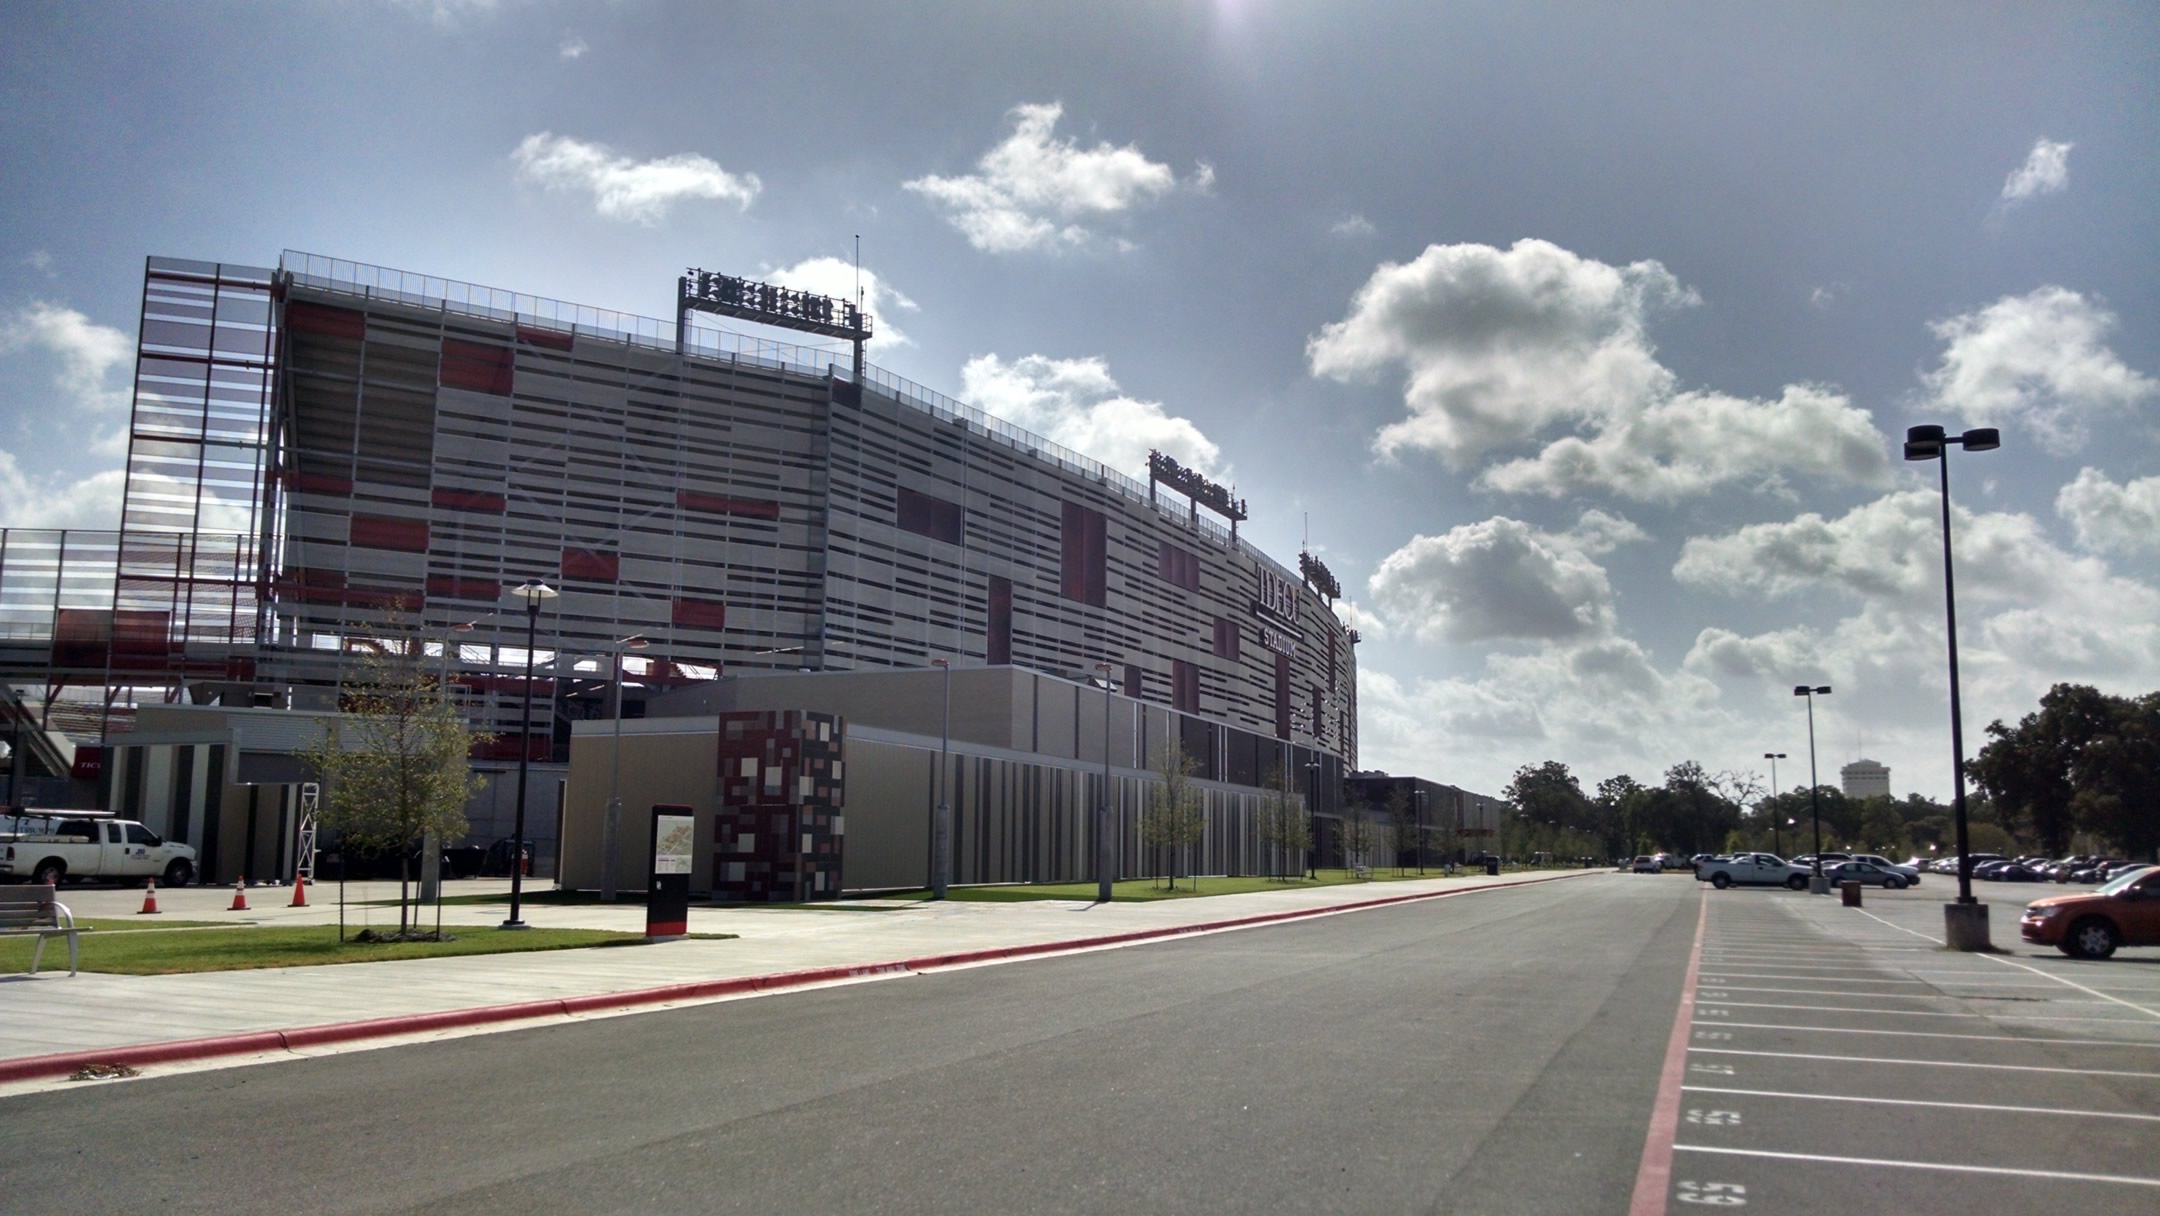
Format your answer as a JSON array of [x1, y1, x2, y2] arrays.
[[2, 253, 1361, 892]]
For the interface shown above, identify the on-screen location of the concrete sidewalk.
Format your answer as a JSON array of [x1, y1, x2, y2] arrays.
[[1, 870, 1599, 1078]]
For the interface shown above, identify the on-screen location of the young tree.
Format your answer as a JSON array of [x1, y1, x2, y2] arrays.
[[1385, 785, 1417, 875], [1257, 764, 1308, 880], [1338, 798, 1377, 876], [1143, 740, 1207, 890], [304, 630, 494, 937]]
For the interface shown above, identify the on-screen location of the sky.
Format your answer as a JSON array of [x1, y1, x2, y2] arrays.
[[2, 1, 2156, 802]]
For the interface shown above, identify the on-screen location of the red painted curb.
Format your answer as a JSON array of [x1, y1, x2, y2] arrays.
[[0, 870, 1594, 1084]]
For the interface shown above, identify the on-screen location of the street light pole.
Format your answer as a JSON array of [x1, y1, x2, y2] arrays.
[[1415, 786, 1426, 876], [1763, 751, 1786, 857], [1905, 424, 2000, 949], [1095, 661, 1114, 903], [1794, 686, 1831, 894], [931, 658, 951, 900], [1304, 758, 1320, 879], [502, 581, 557, 930], [600, 633, 647, 903]]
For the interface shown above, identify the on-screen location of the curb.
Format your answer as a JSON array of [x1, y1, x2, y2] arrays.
[[0, 869, 1595, 1084]]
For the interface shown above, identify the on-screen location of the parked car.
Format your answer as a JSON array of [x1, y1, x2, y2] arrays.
[[1631, 855, 1664, 874], [2021, 866, 2160, 959], [444, 836, 533, 879], [1849, 854, 1921, 885], [1, 811, 198, 887], [1788, 852, 1851, 871], [1821, 860, 1911, 890], [1697, 853, 1810, 890]]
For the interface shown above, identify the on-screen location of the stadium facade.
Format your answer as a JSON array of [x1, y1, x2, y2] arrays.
[[5, 252, 1367, 889]]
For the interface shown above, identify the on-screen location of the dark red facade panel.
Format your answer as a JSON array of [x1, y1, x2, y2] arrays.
[[560, 548, 620, 581], [284, 301, 366, 339], [1274, 654, 1291, 741], [275, 568, 422, 610], [1172, 659, 1200, 714], [284, 470, 354, 496], [897, 486, 964, 544], [1158, 542, 1200, 592], [431, 487, 507, 513], [677, 491, 781, 520], [1213, 617, 1241, 662], [425, 575, 502, 602], [1125, 663, 1144, 703], [988, 575, 1013, 665], [514, 325, 575, 351], [440, 338, 513, 395], [350, 514, 430, 553], [1060, 501, 1107, 607], [672, 597, 727, 630]]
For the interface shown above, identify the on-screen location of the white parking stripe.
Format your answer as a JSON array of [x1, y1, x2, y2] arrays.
[[1700, 972, 2058, 986], [1692, 984, 2030, 1002], [1673, 1144, 2160, 1187], [1699, 1000, 2153, 1023], [1983, 955, 2160, 1022], [1689, 1046, 2160, 1079], [1696, 1020, 2160, 1047], [1680, 1085, 2160, 1122]]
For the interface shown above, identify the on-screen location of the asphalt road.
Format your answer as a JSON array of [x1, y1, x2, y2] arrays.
[[1, 874, 1698, 1215]]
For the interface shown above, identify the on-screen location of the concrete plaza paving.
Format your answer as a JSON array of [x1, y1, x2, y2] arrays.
[[1, 869, 1586, 1066]]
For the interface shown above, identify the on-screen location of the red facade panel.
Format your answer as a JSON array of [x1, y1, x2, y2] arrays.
[[284, 470, 354, 496], [1061, 501, 1107, 607], [425, 575, 501, 602], [431, 487, 507, 513], [672, 597, 727, 630], [560, 548, 620, 581], [284, 301, 365, 339], [440, 338, 513, 395], [988, 575, 1013, 666], [514, 325, 574, 351], [350, 514, 430, 553], [677, 491, 781, 520]]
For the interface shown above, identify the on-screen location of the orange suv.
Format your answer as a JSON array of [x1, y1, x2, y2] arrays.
[[2020, 864, 2160, 959]]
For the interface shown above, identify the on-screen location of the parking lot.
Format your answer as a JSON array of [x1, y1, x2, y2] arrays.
[[1656, 882, 2160, 1212]]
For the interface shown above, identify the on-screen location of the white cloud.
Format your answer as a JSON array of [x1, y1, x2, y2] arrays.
[[1677, 490, 2160, 707], [558, 32, 588, 60], [1330, 213, 1376, 238], [959, 353, 1222, 480], [1, 301, 133, 412], [903, 102, 1209, 254], [0, 450, 124, 530], [1998, 137, 2073, 206], [2056, 467, 2160, 555], [1309, 239, 1692, 465], [1479, 383, 1891, 501], [23, 250, 56, 278], [1808, 285, 1838, 310], [1331, 598, 1388, 642], [1367, 511, 1644, 645], [511, 132, 760, 224], [1309, 239, 1894, 500], [389, 0, 497, 29], [765, 256, 918, 352], [1917, 286, 2155, 453]]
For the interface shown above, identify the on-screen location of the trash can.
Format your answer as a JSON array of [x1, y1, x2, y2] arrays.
[[1485, 856, 1501, 876], [1840, 880, 1862, 907]]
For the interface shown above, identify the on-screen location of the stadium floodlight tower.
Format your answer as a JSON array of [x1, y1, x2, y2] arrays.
[[676, 270, 874, 381]]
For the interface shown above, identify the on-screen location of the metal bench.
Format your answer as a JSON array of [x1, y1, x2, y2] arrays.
[[0, 883, 88, 976]]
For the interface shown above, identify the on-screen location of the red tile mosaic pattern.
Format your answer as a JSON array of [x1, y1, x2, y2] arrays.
[[711, 710, 846, 902]]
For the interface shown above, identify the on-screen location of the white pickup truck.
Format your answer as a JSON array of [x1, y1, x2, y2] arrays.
[[1, 812, 198, 887], [1696, 852, 1810, 890]]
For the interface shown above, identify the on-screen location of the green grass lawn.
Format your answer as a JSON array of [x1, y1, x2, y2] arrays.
[[0, 924, 733, 976], [76, 918, 227, 932], [915, 868, 1499, 903]]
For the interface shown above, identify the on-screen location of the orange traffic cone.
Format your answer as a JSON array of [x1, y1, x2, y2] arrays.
[[229, 876, 249, 912], [139, 879, 162, 915], [289, 874, 308, 907]]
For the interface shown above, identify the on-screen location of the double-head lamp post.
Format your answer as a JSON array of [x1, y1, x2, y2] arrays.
[[1793, 686, 1831, 892], [1903, 424, 1998, 909], [600, 633, 647, 904], [502, 581, 557, 930], [1762, 752, 1786, 856]]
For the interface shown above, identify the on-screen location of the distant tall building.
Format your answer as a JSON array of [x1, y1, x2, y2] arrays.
[[1841, 758, 1890, 800]]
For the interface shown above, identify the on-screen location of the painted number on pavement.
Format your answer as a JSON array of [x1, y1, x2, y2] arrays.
[[1693, 1030, 1732, 1041], [1685, 1109, 1742, 1126], [1689, 1062, 1736, 1076], [1677, 1181, 1747, 1206]]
